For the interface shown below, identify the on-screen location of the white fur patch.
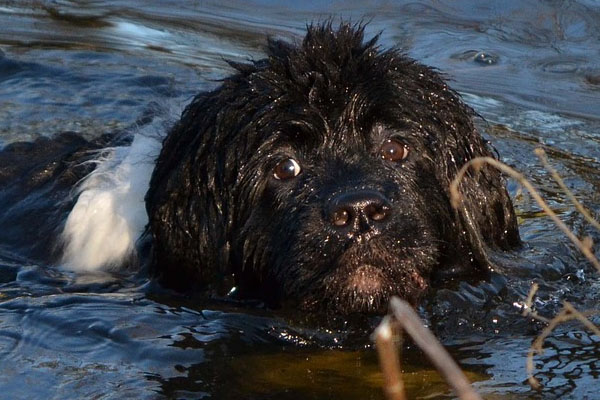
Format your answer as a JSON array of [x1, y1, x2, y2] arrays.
[[60, 123, 166, 272]]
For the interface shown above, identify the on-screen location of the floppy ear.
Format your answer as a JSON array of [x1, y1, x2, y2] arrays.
[[145, 90, 235, 291], [387, 61, 520, 272], [432, 97, 520, 271], [146, 62, 268, 291]]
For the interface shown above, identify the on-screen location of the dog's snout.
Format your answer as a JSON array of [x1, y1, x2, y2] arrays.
[[328, 190, 392, 232]]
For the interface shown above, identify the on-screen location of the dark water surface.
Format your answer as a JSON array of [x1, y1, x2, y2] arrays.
[[1, 1, 600, 399]]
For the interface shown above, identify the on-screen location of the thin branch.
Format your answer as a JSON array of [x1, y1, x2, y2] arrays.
[[450, 156, 600, 273], [374, 316, 406, 400], [521, 283, 550, 323], [534, 148, 600, 232], [562, 302, 600, 337], [450, 153, 600, 391], [526, 308, 571, 389], [387, 297, 482, 400]]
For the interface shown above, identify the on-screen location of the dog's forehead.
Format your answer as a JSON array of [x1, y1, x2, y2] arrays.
[[267, 118, 423, 156], [242, 26, 472, 157], [255, 79, 438, 153]]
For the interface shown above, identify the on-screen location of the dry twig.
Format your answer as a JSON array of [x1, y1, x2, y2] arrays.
[[450, 153, 600, 390], [526, 301, 600, 389], [521, 283, 550, 323], [534, 148, 600, 232], [375, 297, 482, 400], [450, 155, 600, 273], [374, 316, 406, 400]]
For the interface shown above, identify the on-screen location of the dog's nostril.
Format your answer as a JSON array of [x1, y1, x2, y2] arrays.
[[328, 190, 392, 230], [332, 209, 351, 226], [366, 204, 388, 222]]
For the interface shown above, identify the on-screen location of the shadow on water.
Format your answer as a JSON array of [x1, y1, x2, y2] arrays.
[[1, 1, 600, 399]]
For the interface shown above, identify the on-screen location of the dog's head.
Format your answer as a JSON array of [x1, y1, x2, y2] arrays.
[[146, 22, 520, 314]]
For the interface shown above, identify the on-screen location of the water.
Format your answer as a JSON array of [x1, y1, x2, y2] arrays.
[[1, 1, 600, 399]]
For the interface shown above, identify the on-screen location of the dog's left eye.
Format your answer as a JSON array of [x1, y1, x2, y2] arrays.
[[380, 138, 409, 162], [273, 158, 302, 180]]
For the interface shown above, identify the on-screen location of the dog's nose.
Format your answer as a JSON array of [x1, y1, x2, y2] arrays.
[[328, 190, 392, 232]]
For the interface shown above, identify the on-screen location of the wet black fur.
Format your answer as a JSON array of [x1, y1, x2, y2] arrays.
[[145, 22, 520, 314]]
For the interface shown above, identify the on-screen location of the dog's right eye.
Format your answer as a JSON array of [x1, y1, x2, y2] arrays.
[[380, 138, 409, 162], [273, 158, 302, 180]]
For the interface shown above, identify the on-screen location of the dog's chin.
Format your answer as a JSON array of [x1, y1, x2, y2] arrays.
[[345, 264, 384, 296], [299, 259, 429, 315], [340, 264, 388, 313]]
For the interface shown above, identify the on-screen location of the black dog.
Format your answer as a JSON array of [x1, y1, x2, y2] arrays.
[[145, 22, 520, 314]]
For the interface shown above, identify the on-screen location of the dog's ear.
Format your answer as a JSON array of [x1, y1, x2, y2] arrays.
[[146, 62, 271, 291], [145, 90, 236, 291], [429, 95, 520, 271], [384, 61, 520, 271]]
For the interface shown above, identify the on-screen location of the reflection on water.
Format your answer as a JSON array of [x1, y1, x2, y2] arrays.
[[1, 1, 600, 399]]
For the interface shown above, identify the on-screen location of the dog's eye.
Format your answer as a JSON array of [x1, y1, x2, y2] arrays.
[[380, 139, 409, 162], [273, 158, 302, 180]]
